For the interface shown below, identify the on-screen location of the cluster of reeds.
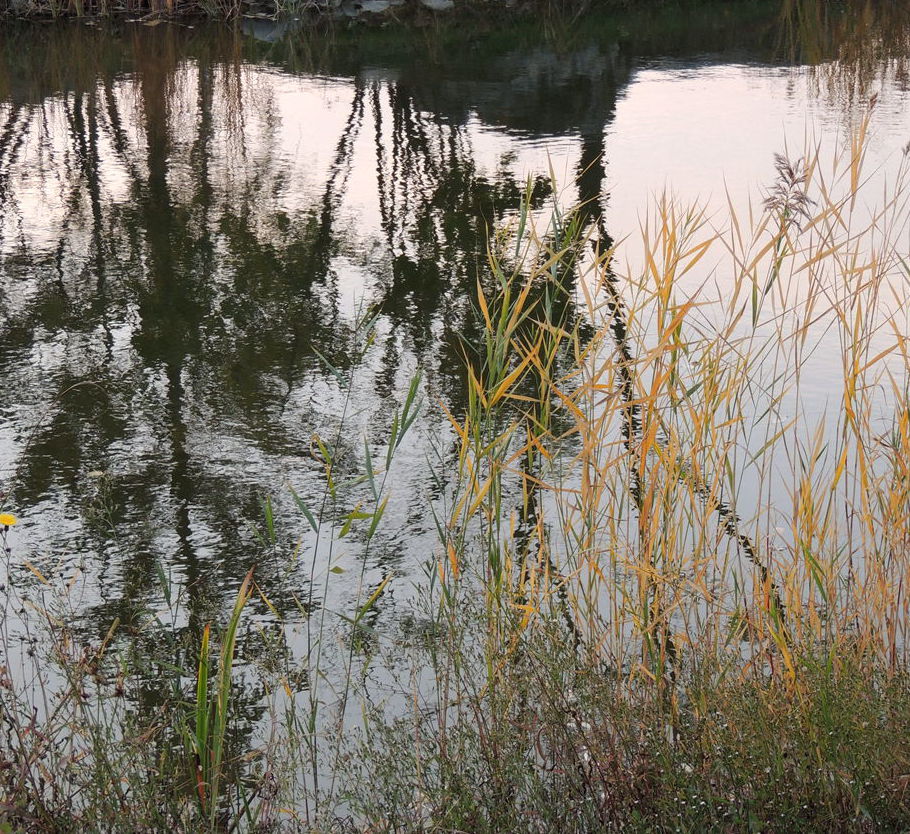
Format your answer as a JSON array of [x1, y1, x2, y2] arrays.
[[341, 104, 910, 830], [449, 102, 910, 683], [4, 109, 910, 831]]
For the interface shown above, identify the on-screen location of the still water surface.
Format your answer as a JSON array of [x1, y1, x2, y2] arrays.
[[2, 4, 910, 651]]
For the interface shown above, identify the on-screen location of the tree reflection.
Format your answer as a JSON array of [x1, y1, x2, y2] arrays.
[[0, 23, 592, 650], [1, 1, 907, 705]]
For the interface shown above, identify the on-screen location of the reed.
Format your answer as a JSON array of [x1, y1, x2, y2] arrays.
[[443, 98, 910, 681], [345, 101, 910, 830], [4, 105, 910, 832], [187, 568, 254, 828]]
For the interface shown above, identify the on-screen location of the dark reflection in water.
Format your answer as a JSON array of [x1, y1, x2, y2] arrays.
[[1, 2, 909, 678]]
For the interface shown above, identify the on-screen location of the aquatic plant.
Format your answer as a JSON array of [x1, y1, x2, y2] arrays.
[[4, 100, 910, 833], [341, 100, 910, 830]]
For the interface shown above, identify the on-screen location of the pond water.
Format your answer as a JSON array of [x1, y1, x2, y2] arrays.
[[2, 3, 910, 661]]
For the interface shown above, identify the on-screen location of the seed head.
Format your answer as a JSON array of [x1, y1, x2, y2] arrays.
[[762, 154, 814, 229]]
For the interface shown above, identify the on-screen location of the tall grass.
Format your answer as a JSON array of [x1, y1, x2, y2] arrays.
[[188, 567, 254, 827], [5, 113, 910, 831], [441, 100, 910, 680], [345, 105, 910, 830]]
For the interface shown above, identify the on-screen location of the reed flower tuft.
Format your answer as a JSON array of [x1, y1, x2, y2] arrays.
[[762, 153, 814, 227]]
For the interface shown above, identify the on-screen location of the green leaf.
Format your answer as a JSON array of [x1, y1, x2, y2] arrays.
[[364, 439, 377, 500], [339, 507, 371, 538], [289, 486, 318, 532], [313, 348, 347, 388], [367, 495, 389, 540]]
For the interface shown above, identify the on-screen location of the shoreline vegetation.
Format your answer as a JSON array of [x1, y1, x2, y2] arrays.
[[4, 2, 910, 832], [0, 0, 705, 21], [0, 0, 860, 23], [4, 104, 910, 830]]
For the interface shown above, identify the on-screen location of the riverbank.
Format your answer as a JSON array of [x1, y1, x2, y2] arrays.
[[0, 0, 813, 23], [0, 0, 653, 21]]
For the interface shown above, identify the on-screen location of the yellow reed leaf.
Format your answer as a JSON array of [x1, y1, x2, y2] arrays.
[[476, 279, 492, 330], [467, 476, 494, 518], [490, 349, 535, 406], [467, 366, 488, 409], [447, 542, 460, 579], [23, 561, 49, 586]]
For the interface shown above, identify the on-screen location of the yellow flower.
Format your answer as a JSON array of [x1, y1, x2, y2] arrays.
[[0, 513, 17, 527]]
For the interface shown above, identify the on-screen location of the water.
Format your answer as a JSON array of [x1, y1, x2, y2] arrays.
[[1, 3, 910, 657]]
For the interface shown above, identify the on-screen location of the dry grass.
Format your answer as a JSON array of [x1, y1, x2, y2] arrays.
[[355, 103, 910, 830], [5, 106, 910, 832], [440, 100, 910, 687]]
